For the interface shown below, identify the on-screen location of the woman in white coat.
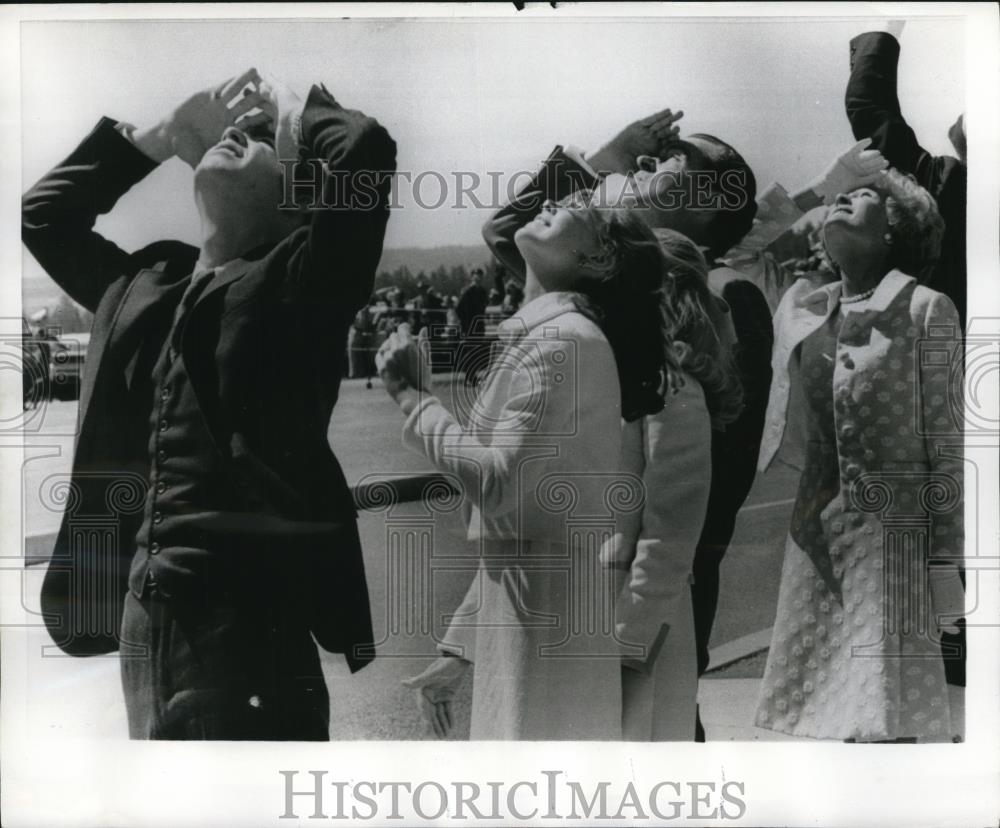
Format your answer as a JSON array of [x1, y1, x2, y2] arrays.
[[608, 229, 744, 741], [755, 169, 964, 742], [377, 198, 673, 740]]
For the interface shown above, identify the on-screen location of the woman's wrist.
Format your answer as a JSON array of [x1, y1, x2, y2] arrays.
[[395, 385, 423, 416], [286, 99, 304, 145], [130, 121, 175, 163]]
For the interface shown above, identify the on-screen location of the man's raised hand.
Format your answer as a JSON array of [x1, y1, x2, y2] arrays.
[[255, 72, 305, 163], [810, 138, 890, 204], [174, 68, 269, 167], [588, 108, 684, 175], [133, 68, 272, 167]]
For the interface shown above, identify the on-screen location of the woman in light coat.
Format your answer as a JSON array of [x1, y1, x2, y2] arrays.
[[378, 197, 673, 740], [608, 229, 744, 741], [755, 169, 964, 742]]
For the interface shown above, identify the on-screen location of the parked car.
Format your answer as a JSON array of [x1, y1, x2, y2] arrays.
[[21, 317, 49, 409], [49, 331, 89, 401]]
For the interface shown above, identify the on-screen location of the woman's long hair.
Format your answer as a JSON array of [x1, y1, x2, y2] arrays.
[[567, 207, 674, 422], [654, 229, 744, 428]]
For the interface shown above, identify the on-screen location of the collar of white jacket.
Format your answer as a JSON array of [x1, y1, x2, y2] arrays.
[[795, 269, 915, 315], [496, 291, 588, 343]]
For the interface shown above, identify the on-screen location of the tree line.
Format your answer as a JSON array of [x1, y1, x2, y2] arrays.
[[373, 259, 507, 301]]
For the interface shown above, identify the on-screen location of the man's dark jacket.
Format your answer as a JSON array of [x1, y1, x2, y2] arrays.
[[846, 32, 967, 324], [22, 85, 396, 669]]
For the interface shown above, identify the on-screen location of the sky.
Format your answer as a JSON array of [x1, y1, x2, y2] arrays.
[[19, 13, 965, 291]]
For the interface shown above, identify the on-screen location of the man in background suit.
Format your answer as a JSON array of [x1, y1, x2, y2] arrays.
[[846, 22, 967, 688], [23, 68, 396, 739], [846, 23, 967, 325], [587, 116, 773, 741]]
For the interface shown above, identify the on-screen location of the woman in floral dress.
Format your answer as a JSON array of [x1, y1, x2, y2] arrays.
[[755, 169, 964, 742]]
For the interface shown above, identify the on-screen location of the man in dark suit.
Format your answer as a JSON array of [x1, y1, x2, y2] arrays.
[[589, 119, 775, 741], [846, 26, 967, 325], [22, 68, 396, 739]]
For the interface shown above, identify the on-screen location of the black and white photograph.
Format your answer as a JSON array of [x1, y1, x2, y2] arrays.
[[1, 3, 997, 826]]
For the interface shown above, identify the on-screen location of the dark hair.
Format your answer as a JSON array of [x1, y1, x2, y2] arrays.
[[654, 229, 744, 427], [688, 133, 758, 260], [569, 209, 672, 422]]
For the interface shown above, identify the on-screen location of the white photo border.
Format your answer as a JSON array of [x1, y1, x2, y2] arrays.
[[1, 3, 997, 827]]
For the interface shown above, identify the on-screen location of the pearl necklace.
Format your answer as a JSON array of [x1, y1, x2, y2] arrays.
[[840, 285, 876, 304]]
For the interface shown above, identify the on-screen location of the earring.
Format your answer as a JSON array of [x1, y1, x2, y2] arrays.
[[883, 233, 893, 246]]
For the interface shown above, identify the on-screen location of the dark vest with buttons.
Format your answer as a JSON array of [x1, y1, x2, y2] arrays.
[[129, 269, 232, 598]]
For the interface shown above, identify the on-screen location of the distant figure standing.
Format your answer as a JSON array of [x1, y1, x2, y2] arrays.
[[445, 295, 460, 329], [348, 304, 376, 381], [456, 268, 490, 383], [501, 280, 525, 317], [411, 280, 443, 333], [375, 287, 408, 333], [456, 268, 488, 337]]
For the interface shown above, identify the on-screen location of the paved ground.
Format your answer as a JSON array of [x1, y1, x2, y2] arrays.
[[15, 376, 804, 740], [16, 571, 812, 742]]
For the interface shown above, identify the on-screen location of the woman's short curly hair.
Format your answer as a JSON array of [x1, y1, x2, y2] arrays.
[[879, 168, 945, 282]]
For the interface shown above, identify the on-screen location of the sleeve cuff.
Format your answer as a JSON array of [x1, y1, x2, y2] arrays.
[[438, 610, 477, 662], [92, 116, 161, 176], [437, 639, 474, 661], [401, 393, 446, 454], [114, 121, 138, 142], [563, 144, 598, 177]]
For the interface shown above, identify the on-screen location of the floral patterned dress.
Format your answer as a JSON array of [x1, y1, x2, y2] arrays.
[[755, 299, 957, 742]]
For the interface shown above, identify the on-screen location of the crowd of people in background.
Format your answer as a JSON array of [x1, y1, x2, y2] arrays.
[[347, 266, 525, 382]]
